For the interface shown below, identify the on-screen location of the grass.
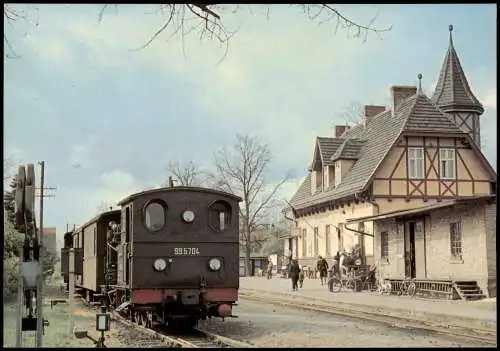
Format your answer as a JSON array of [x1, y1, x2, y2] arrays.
[[3, 296, 126, 348]]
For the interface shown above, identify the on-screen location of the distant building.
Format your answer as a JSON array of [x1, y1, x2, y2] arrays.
[[42, 227, 57, 256]]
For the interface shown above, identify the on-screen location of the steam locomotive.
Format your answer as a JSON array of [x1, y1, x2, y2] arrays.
[[61, 186, 241, 328]]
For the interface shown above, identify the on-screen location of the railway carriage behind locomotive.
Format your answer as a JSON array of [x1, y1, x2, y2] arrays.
[[105, 186, 241, 327]]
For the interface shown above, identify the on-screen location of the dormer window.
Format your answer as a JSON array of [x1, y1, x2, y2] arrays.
[[316, 169, 323, 192]]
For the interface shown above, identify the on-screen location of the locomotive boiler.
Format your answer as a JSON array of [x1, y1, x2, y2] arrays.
[[62, 186, 242, 329]]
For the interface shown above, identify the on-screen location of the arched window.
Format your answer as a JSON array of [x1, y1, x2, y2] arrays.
[[144, 201, 166, 232], [208, 200, 231, 232]]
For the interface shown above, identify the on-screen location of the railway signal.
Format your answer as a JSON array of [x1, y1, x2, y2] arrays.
[[14, 161, 55, 347]]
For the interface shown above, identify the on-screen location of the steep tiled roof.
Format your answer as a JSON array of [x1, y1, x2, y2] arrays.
[[431, 26, 483, 113], [290, 90, 473, 209], [403, 92, 465, 134], [317, 137, 344, 166], [331, 138, 366, 161], [289, 173, 311, 205]]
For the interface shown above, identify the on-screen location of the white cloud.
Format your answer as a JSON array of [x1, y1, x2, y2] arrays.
[[68, 144, 92, 169], [68, 170, 140, 221], [68, 134, 98, 169], [482, 89, 496, 110], [23, 34, 72, 64]]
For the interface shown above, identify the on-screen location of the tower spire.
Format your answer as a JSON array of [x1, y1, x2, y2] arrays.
[[431, 24, 483, 114], [417, 73, 423, 94]]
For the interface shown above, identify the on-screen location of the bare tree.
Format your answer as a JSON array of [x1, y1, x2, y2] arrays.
[[4, 4, 39, 58], [167, 160, 205, 187], [337, 102, 364, 126], [212, 134, 289, 275], [5, 4, 392, 61], [4, 155, 17, 182]]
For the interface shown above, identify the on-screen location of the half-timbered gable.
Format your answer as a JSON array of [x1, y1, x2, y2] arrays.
[[372, 90, 496, 202]]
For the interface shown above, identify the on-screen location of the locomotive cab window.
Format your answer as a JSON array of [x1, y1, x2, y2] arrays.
[[144, 201, 167, 232], [209, 200, 231, 232]]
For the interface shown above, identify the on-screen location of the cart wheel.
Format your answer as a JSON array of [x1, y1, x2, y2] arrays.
[[330, 279, 342, 293], [346, 280, 355, 291]]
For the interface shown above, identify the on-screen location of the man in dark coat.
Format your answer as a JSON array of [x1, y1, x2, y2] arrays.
[[316, 256, 329, 286], [289, 259, 301, 291]]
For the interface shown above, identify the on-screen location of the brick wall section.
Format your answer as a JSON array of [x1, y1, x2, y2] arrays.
[[335, 125, 350, 138], [374, 219, 405, 279], [391, 86, 417, 114], [374, 202, 496, 297], [483, 202, 497, 297]]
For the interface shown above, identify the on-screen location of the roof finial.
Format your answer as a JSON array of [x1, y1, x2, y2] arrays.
[[448, 24, 453, 44], [417, 73, 423, 94]]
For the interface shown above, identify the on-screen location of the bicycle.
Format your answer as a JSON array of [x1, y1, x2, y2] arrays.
[[375, 271, 392, 295], [328, 275, 342, 293], [400, 277, 417, 297]]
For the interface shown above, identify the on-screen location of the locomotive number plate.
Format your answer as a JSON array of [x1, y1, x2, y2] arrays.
[[173, 247, 200, 256]]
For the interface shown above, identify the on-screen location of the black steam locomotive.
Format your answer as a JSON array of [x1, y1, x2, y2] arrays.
[[61, 186, 241, 328]]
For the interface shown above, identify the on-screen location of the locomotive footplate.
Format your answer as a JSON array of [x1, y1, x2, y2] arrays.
[[178, 290, 200, 305]]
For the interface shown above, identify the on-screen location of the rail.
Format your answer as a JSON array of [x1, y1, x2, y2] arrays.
[[239, 291, 496, 346], [79, 296, 252, 348], [109, 309, 253, 348]]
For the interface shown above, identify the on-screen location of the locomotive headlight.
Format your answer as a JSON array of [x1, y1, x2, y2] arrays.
[[208, 258, 222, 271], [153, 258, 167, 271], [182, 210, 195, 223]]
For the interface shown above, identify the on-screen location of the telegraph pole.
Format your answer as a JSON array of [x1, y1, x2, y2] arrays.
[[36, 161, 45, 347]]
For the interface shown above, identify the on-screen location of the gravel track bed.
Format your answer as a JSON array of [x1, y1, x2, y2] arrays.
[[3, 299, 164, 348], [198, 298, 492, 347]]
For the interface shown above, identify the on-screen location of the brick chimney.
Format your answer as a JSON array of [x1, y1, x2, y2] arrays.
[[391, 86, 417, 116], [334, 125, 350, 138], [364, 105, 386, 125]]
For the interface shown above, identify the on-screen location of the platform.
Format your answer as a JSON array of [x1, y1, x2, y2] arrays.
[[239, 277, 497, 330]]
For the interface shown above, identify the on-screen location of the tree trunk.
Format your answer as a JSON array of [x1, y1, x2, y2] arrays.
[[245, 243, 252, 277]]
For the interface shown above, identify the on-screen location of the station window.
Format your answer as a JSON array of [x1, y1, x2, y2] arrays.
[[450, 221, 462, 260], [144, 201, 166, 232], [380, 231, 389, 260], [209, 200, 231, 232]]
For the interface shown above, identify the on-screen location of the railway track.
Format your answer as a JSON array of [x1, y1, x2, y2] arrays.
[[239, 291, 497, 346], [79, 296, 252, 348]]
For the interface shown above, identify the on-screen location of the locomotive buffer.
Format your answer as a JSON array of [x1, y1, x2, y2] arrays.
[[14, 162, 50, 347]]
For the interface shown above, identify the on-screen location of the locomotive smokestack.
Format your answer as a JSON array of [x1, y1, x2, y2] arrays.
[[169, 176, 174, 187]]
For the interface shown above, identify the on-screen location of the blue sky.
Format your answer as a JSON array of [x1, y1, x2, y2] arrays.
[[4, 4, 497, 246]]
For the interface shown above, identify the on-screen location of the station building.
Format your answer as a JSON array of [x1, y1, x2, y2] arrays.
[[286, 26, 496, 298]]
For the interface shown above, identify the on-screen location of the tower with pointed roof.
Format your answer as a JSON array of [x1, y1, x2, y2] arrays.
[[432, 25, 484, 148]]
